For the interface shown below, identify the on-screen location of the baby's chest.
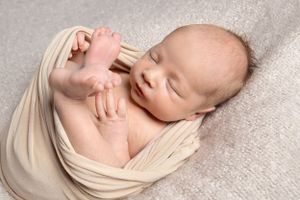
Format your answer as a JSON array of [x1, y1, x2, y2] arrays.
[[110, 73, 166, 156], [86, 72, 165, 157]]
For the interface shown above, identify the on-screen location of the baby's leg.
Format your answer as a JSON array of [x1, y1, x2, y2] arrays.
[[85, 27, 120, 67], [49, 28, 121, 100]]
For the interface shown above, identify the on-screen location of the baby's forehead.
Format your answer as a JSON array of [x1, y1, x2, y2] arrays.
[[152, 25, 248, 99], [171, 27, 245, 67], [166, 25, 243, 51]]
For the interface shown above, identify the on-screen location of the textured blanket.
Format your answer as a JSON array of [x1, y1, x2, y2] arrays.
[[0, 26, 203, 199], [1, 0, 300, 200]]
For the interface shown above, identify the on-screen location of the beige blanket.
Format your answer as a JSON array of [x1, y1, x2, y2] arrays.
[[0, 26, 203, 199]]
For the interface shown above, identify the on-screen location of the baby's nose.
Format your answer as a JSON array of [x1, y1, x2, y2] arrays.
[[142, 69, 158, 88]]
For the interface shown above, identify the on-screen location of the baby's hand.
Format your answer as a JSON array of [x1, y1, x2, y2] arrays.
[[69, 31, 90, 59], [95, 89, 130, 165]]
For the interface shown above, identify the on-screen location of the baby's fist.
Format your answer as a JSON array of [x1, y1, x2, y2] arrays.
[[69, 31, 90, 58]]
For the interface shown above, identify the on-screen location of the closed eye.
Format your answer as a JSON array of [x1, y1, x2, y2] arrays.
[[149, 51, 158, 63], [167, 79, 181, 97]]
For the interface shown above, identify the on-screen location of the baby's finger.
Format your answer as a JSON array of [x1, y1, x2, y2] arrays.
[[104, 82, 113, 89], [72, 35, 78, 51], [103, 71, 115, 88], [117, 97, 127, 119], [82, 41, 90, 52], [84, 34, 92, 43], [95, 93, 106, 120], [105, 89, 116, 118], [111, 72, 122, 86], [68, 52, 73, 59], [77, 32, 85, 51]]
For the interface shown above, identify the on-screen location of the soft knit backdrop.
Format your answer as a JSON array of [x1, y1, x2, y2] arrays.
[[0, 0, 299, 199]]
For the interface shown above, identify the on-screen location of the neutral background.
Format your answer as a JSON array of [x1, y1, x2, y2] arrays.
[[1, 0, 300, 199]]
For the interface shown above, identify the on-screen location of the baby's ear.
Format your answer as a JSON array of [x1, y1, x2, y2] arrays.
[[184, 106, 216, 121]]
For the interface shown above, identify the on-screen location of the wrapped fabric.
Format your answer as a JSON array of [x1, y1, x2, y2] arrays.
[[0, 26, 204, 199]]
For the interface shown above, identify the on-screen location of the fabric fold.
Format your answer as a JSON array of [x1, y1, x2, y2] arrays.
[[0, 26, 204, 199]]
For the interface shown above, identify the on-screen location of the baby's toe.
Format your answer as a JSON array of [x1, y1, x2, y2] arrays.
[[112, 32, 121, 43], [105, 28, 112, 35], [91, 29, 101, 41], [98, 27, 108, 36]]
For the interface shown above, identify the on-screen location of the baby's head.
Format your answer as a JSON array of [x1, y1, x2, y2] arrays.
[[129, 24, 255, 122]]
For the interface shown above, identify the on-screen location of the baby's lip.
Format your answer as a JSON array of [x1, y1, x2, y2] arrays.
[[135, 83, 145, 98]]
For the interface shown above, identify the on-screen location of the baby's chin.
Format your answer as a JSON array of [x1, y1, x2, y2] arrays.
[[129, 90, 161, 120], [129, 87, 145, 107], [129, 84, 179, 122]]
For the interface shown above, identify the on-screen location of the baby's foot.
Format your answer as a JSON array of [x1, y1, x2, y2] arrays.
[[95, 89, 130, 165], [85, 27, 121, 67], [57, 28, 122, 99]]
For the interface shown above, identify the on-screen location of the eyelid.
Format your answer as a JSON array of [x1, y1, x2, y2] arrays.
[[149, 51, 158, 63], [167, 79, 180, 97]]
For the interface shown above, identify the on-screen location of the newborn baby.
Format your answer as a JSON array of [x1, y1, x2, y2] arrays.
[[49, 24, 250, 167]]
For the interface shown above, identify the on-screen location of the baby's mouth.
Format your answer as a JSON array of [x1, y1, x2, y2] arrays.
[[135, 83, 145, 98]]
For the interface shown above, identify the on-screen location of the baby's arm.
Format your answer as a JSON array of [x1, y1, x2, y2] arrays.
[[49, 28, 129, 167], [53, 91, 125, 167]]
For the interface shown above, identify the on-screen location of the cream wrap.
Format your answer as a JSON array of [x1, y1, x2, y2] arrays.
[[0, 26, 204, 200]]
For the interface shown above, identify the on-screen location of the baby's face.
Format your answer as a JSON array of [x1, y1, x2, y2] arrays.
[[129, 25, 245, 122], [129, 29, 215, 121]]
